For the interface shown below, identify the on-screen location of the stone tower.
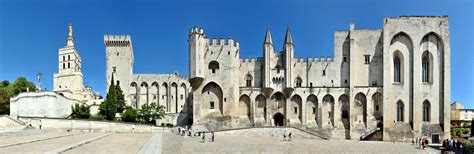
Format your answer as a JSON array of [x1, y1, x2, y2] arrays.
[[104, 35, 134, 106], [188, 27, 206, 84], [53, 23, 85, 99]]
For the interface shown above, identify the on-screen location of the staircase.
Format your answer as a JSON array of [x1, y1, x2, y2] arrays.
[[360, 127, 381, 140]]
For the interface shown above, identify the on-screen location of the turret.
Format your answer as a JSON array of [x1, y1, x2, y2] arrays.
[[283, 27, 294, 88], [263, 26, 274, 88], [188, 26, 207, 88]]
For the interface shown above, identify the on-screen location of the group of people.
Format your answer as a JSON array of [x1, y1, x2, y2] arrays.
[[414, 137, 429, 150], [25, 119, 42, 130], [176, 126, 215, 143], [201, 132, 215, 143], [177, 126, 194, 137], [442, 139, 464, 152], [282, 131, 292, 141]]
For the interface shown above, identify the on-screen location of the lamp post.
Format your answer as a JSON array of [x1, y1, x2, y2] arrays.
[[36, 72, 42, 92]]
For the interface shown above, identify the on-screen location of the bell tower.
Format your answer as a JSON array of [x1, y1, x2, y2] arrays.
[[53, 23, 85, 99]]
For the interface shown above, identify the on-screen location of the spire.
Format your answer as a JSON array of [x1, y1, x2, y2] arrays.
[[66, 23, 74, 47], [264, 26, 273, 45], [284, 26, 293, 45]]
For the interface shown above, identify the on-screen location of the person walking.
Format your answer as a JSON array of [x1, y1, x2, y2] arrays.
[[288, 132, 292, 141], [201, 132, 206, 143], [211, 132, 215, 142], [283, 131, 286, 141], [39, 120, 42, 130]]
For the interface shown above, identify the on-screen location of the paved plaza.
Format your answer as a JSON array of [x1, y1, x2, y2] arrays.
[[0, 129, 440, 154]]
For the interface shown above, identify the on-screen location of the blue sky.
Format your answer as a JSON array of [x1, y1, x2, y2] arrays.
[[0, 0, 473, 108]]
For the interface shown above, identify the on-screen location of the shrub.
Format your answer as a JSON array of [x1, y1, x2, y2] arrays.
[[160, 123, 165, 126], [71, 103, 91, 119], [122, 107, 138, 122], [166, 123, 173, 127], [137, 103, 165, 124], [89, 114, 105, 121]]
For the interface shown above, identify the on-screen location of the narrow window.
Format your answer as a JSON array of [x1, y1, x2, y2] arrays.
[[295, 77, 302, 87], [117, 52, 119, 56], [394, 57, 401, 82], [116, 80, 120, 85], [422, 54, 430, 82], [322, 70, 326, 76], [210, 101, 215, 109], [113, 67, 116, 73], [343, 56, 347, 62], [245, 74, 253, 87], [68, 62, 70, 68], [423, 101, 430, 122], [310, 82, 313, 87], [294, 107, 298, 114], [397, 101, 404, 122], [62, 63, 65, 69], [180, 94, 183, 100], [312, 107, 316, 114], [63, 56, 65, 61], [364, 55, 370, 64], [68, 55, 70, 61], [344, 80, 348, 84]]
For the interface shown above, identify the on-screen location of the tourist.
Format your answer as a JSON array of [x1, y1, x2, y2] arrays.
[[39, 120, 42, 130], [283, 131, 286, 141], [201, 132, 206, 143], [178, 127, 181, 135], [211, 132, 215, 142], [288, 132, 292, 141]]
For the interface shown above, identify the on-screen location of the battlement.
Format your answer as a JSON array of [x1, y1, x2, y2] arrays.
[[104, 35, 132, 47], [305, 56, 334, 63], [205, 37, 240, 48], [241, 57, 258, 63]]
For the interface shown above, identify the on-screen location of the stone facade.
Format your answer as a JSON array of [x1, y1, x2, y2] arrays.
[[104, 35, 192, 125], [105, 16, 450, 141], [187, 16, 450, 141], [9, 91, 78, 118]]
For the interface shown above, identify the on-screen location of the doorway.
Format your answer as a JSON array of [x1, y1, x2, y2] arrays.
[[273, 112, 285, 126]]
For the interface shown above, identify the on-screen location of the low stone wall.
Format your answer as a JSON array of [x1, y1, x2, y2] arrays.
[[18, 117, 172, 133], [212, 127, 325, 140]]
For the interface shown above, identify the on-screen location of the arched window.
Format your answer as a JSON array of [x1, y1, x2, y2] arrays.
[[68, 62, 70, 68], [63, 56, 65, 61], [422, 51, 432, 83], [62, 63, 65, 69], [295, 77, 302, 87], [208, 61, 219, 74], [245, 74, 253, 87], [394, 57, 401, 82], [396, 100, 404, 122], [68, 55, 71, 61], [423, 100, 430, 122]]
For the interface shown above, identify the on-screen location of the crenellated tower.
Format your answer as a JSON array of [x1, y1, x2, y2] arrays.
[[104, 35, 134, 106]]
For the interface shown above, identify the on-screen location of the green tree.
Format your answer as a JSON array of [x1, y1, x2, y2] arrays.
[[138, 103, 165, 124], [0, 78, 36, 115], [99, 74, 118, 120], [122, 106, 138, 122], [115, 84, 126, 113], [71, 103, 91, 119], [5, 77, 36, 97]]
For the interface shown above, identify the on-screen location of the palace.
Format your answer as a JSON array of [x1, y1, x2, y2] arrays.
[[99, 16, 450, 141]]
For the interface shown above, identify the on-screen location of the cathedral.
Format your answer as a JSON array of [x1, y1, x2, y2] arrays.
[[105, 16, 450, 141]]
